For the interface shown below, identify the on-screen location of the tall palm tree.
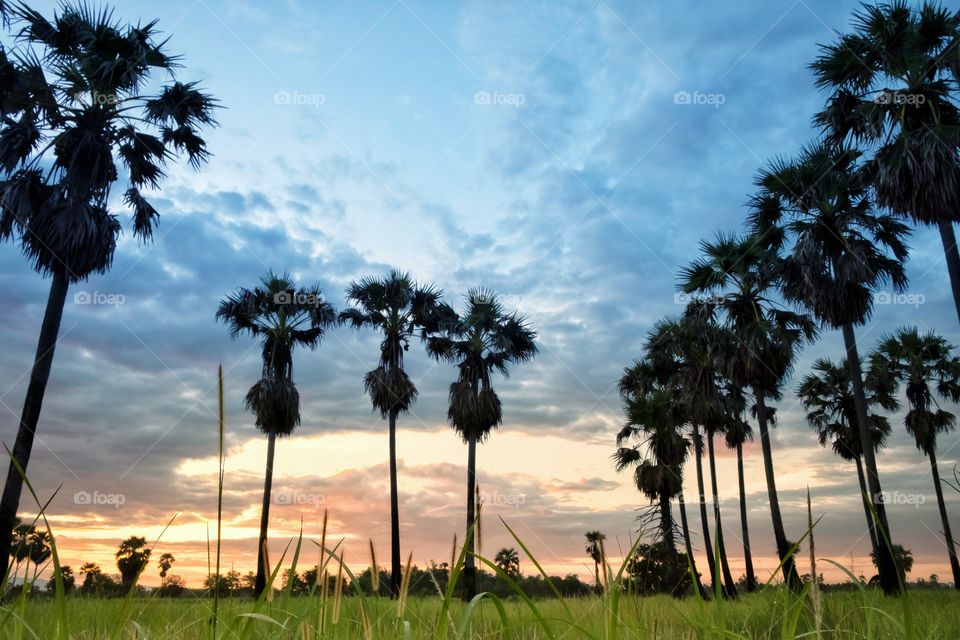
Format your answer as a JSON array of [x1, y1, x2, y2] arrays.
[[680, 232, 817, 590], [750, 143, 910, 595], [158, 552, 175, 588], [116, 536, 151, 591], [584, 531, 606, 593], [341, 271, 445, 597], [870, 327, 960, 589], [797, 357, 895, 557], [723, 408, 758, 591], [427, 288, 537, 600], [614, 357, 700, 596], [0, 3, 217, 580], [217, 272, 336, 597], [811, 1, 960, 324]]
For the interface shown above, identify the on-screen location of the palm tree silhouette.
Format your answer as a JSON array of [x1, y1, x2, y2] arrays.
[[0, 3, 217, 580], [583, 530, 606, 593], [217, 272, 337, 597], [870, 327, 960, 589], [681, 232, 817, 590], [751, 143, 910, 595], [797, 357, 894, 557], [723, 405, 758, 591], [341, 270, 445, 597], [494, 547, 520, 577], [158, 552, 175, 588], [812, 2, 960, 324], [427, 288, 537, 600], [116, 536, 151, 591]]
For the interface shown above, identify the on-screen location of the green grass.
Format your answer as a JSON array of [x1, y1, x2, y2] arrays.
[[3, 589, 959, 639]]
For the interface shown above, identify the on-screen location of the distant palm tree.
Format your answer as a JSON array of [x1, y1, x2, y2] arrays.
[[614, 357, 699, 597], [0, 3, 217, 580], [116, 536, 151, 591], [584, 531, 606, 592], [494, 547, 520, 577], [812, 2, 960, 324], [871, 544, 915, 586], [341, 271, 445, 597], [158, 552, 175, 587], [217, 272, 337, 597], [751, 143, 910, 595], [797, 358, 895, 557], [427, 288, 537, 600], [723, 408, 757, 591], [870, 328, 960, 589], [681, 232, 817, 590]]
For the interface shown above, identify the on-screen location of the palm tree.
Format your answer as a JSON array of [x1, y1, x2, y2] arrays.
[[811, 2, 960, 324], [723, 410, 758, 591], [614, 357, 700, 596], [494, 547, 520, 577], [158, 552, 175, 588], [426, 288, 537, 600], [870, 327, 960, 589], [797, 358, 895, 557], [116, 536, 151, 591], [0, 3, 217, 580], [341, 271, 445, 597], [680, 232, 817, 590], [751, 143, 910, 595], [584, 531, 606, 593], [217, 272, 337, 597]]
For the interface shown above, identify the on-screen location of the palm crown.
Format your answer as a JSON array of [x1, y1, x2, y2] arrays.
[[0, 3, 217, 282]]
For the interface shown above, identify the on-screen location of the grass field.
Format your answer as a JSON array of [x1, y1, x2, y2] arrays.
[[3, 589, 959, 639]]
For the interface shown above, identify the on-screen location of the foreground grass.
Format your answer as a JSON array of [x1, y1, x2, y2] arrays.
[[4, 589, 959, 639]]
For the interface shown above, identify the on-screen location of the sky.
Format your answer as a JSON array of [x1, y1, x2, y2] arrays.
[[1, 0, 959, 589]]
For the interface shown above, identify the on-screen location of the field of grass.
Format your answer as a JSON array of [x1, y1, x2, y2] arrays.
[[4, 589, 960, 639]]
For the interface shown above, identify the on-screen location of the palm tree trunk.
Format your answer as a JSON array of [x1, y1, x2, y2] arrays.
[[854, 455, 879, 556], [708, 433, 737, 598], [938, 220, 960, 326], [254, 431, 276, 597], [753, 390, 802, 591], [736, 441, 758, 592], [928, 448, 960, 589], [388, 409, 402, 598], [678, 489, 704, 596], [691, 424, 716, 585], [841, 324, 901, 596], [0, 271, 70, 585], [659, 491, 675, 550], [463, 434, 478, 600]]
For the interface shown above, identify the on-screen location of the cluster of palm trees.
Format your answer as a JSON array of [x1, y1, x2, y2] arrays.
[[217, 271, 537, 599], [614, 1, 960, 597]]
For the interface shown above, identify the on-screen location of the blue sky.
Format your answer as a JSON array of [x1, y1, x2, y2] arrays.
[[1, 0, 958, 586]]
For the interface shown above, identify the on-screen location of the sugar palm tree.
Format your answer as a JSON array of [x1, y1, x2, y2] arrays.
[[217, 272, 337, 597], [614, 357, 700, 596], [494, 547, 520, 577], [341, 271, 445, 597], [116, 536, 151, 591], [869, 327, 960, 589], [680, 232, 817, 590], [812, 1, 960, 324], [797, 357, 895, 557], [723, 407, 758, 591], [584, 531, 606, 593], [0, 2, 217, 580], [158, 552, 175, 588], [750, 143, 910, 595], [427, 288, 537, 600]]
